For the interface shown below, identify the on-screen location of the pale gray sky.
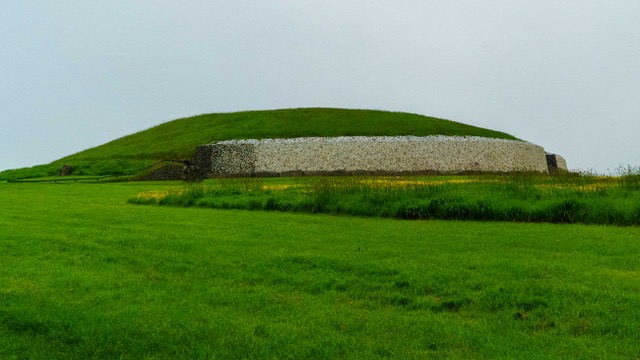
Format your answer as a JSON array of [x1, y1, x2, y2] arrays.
[[2, 1, 639, 173]]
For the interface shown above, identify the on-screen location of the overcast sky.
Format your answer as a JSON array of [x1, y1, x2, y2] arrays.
[[2, 1, 639, 173]]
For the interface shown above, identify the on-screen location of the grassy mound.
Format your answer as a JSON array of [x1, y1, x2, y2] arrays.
[[1, 108, 518, 180]]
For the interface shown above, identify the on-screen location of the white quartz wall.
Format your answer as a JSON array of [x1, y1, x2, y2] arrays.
[[206, 136, 549, 175]]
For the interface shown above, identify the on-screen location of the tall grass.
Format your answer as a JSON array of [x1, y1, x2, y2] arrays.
[[130, 173, 640, 226], [615, 164, 640, 191]]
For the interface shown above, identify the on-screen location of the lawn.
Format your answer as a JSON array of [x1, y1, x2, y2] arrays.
[[1, 180, 640, 359]]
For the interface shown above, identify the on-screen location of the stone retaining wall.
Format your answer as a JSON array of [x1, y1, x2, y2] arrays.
[[139, 164, 185, 181], [195, 136, 552, 176]]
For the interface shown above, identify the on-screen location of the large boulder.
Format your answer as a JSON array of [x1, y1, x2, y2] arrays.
[[58, 164, 73, 176], [546, 154, 568, 174]]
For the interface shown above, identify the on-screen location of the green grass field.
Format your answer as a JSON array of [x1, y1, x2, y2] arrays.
[[2, 180, 640, 359], [0, 108, 518, 180]]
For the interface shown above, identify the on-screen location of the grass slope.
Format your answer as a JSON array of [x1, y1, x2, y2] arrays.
[[1, 181, 640, 359], [1, 108, 518, 179]]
